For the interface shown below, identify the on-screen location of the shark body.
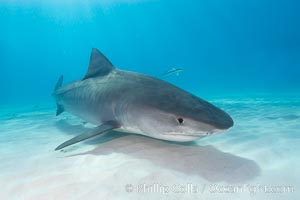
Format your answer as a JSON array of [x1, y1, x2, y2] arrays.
[[53, 48, 233, 150]]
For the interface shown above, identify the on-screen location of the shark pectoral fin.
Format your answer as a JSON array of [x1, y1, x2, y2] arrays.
[[55, 121, 120, 151]]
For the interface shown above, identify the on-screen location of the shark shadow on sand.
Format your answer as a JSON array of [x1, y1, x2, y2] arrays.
[[56, 120, 260, 184]]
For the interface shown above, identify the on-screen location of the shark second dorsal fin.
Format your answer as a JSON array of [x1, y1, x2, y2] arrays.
[[82, 48, 115, 80]]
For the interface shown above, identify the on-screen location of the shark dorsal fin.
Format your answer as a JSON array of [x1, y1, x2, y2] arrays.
[[83, 48, 115, 80]]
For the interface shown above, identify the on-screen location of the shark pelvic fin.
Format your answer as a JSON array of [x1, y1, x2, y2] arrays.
[[55, 120, 120, 151], [82, 48, 115, 80]]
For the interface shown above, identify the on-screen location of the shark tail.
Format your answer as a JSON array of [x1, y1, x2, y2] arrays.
[[56, 104, 64, 116], [54, 75, 65, 116], [54, 75, 64, 91]]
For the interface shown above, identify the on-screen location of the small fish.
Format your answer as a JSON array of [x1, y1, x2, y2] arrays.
[[162, 67, 183, 76]]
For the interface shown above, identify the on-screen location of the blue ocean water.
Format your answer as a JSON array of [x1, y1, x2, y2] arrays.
[[0, 1, 299, 200], [1, 0, 299, 105]]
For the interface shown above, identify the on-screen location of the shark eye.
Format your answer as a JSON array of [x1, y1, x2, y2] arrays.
[[177, 117, 184, 125]]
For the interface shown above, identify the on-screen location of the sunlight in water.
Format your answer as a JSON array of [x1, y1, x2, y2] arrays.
[[1, 0, 154, 6], [0, 0, 156, 24]]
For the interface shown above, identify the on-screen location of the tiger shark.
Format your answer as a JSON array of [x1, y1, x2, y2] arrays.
[[53, 48, 233, 150]]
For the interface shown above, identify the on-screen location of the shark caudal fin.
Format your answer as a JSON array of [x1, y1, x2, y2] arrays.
[[54, 75, 65, 116], [56, 104, 64, 116], [54, 75, 64, 91]]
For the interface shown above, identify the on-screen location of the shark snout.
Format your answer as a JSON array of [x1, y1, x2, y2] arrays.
[[193, 102, 234, 132], [206, 108, 234, 130]]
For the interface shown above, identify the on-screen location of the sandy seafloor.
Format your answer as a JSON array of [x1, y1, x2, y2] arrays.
[[0, 93, 299, 200]]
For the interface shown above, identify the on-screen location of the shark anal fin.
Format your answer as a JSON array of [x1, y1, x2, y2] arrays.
[[56, 104, 64, 116], [83, 48, 115, 80], [55, 120, 120, 151]]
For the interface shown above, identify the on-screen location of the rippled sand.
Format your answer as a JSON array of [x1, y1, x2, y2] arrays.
[[0, 94, 299, 200]]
